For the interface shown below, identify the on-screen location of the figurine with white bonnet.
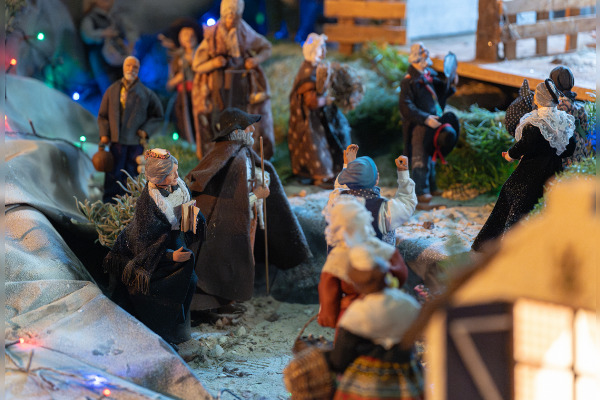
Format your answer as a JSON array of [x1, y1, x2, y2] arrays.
[[288, 33, 364, 187]]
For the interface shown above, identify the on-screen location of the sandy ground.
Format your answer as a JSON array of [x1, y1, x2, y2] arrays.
[[180, 186, 494, 399]]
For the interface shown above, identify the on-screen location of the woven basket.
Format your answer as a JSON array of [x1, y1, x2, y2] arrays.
[[283, 346, 334, 400]]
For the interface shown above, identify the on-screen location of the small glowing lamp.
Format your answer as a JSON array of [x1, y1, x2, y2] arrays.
[[102, 388, 111, 396], [206, 18, 216, 27], [10, 58, 17, 66], [80, 135, 87, 142], [72, 92, 80, 101], [19, 338, 25, 344], [172, 132, 179, 141], [37, 32, 45, 41]]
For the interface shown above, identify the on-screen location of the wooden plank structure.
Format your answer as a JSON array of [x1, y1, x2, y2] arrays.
[[476, 0, 596, 61], [323, 0, 407, 55]]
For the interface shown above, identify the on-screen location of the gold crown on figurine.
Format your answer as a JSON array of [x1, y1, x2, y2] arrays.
[[144, 148, 171, 160]]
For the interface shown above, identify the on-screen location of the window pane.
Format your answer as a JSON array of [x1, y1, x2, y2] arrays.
[[576, 375, 598, 400], [513, 299, 573, 368], [514, 363, 573, 400], [575, 309, 598, 375]]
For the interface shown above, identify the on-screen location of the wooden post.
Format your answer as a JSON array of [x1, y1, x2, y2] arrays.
[[504, 14, 517, 60], [260, 137, 270, 295], [535, 11, 549, 56], [476, 0, 501, 61], [338, 17, 355, 55], [565, 8, 580, 51]]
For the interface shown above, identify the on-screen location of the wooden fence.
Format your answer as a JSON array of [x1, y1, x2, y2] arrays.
[[323, 0, 407, 55], [476, 0, 596, 61]]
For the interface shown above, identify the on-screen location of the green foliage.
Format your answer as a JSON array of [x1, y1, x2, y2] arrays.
[[76, 172, 146, 249], [270, 142, 294, 183], [262, 43, 305, 144], [147, 135, 199, 180], [346, 85, 403, 157], [436, 106, 515, 194], [364, 42, 410, 90], [529, 155, 597, 215], [583, 96, 596, 152]]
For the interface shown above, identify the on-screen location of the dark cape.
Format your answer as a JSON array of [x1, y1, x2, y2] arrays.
[[103, 184, 199, 343], [186, 140, 311, 307], [472, 124, 576, 251]]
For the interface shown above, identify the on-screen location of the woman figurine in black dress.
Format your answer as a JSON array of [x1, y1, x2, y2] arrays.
[[104, 148, 204, 346], [472, 80, 576, 251]]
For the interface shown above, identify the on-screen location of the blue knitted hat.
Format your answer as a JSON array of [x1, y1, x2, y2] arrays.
[[338, 156, 378, 189]]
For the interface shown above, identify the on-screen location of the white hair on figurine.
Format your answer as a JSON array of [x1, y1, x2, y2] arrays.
[[302, 33, 328, 65], [408, 42, 432, 70], [323, 196, 376, 247], [220, 0, 244, 17]]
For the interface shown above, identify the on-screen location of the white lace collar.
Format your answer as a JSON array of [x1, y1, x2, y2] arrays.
[[148, 178, 190, 229], [515, 106, 575, 155]]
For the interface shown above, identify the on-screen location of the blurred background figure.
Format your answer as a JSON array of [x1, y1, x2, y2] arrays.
[[191, 0, 275, 159], [80, 0, 138, 93], [162, 22, 203, 146]]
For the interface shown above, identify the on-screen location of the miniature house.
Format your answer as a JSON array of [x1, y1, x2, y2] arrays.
[[406, 178, 599, 400]]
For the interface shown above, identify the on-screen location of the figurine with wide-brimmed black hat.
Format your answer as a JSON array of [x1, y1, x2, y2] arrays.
[[185, 107, 311, 314], [212, 107, 262, 142]]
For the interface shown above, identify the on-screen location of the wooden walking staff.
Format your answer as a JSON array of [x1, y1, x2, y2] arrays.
[[260, 137, 270, 295]]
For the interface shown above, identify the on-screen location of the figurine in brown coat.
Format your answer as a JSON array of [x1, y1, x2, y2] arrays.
[[191, 0, 274, 159]]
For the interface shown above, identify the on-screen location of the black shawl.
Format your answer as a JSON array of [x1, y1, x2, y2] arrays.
[[103, 184, 171, 294]]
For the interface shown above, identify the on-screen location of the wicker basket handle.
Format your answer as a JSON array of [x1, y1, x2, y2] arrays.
[[295, 313, 319, 343]]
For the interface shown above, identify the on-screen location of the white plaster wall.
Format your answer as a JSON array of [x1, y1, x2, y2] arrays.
[[406, 0, 479, 39]]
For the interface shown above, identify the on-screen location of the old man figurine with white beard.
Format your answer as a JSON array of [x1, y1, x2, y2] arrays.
[[186, 108, 310, 313], [191, 0, 274, 159], [98, 56, 164, 203]]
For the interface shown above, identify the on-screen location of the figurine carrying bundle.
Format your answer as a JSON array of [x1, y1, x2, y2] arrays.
[[288, 33, 364, 187], [316, 61, 364, 112]]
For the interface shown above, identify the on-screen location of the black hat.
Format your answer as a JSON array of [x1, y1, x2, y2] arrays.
[[212, 107, 262, 141], [549, 66, 576, 99], [425, 112, 460, 158]]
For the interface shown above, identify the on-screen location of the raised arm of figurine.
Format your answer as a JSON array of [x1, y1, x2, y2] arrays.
[[343, 144, 359, 164], [332, 144, 359, 191], [378, 155, 417, 234]]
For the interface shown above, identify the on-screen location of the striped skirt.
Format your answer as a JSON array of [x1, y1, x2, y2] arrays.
[[334, 356, 424, 400]]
